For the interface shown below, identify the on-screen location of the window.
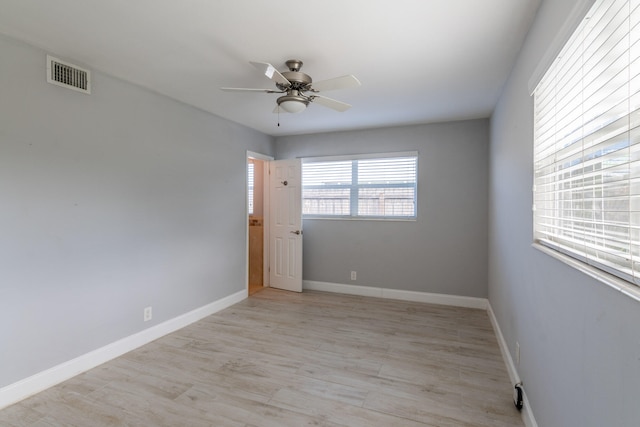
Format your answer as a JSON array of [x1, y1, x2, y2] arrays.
[[247, 162, 254, 215], [533, 0, 640, 285], [302, 152, 418, 219]]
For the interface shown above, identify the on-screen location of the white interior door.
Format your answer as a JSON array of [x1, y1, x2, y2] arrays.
[[269, 159, 302, 292]]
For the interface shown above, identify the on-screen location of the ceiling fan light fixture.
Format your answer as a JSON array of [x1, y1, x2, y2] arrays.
[[277, 92, 309, 113], [279, 100, 307, 113]]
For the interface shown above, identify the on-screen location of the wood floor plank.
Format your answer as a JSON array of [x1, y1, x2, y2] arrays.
[[0, 288, 524, 426], [269, 387, 432, 427]]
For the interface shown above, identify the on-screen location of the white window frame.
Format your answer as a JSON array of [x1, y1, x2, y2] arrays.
[[302, 151, 418, 220], [532, 0, 640, 293]]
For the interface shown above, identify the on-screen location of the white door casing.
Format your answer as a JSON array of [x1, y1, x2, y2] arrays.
[[269, 159, 302, 292]]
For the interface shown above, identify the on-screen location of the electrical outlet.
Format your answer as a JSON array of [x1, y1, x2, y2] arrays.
[[144, 306, 152, 322], [516, 341, 520, 365], [350, 271, 357, 281]]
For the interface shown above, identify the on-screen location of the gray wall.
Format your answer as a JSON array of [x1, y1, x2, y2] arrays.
[[276, 120, 489, 298], [0, 34, 274, 388], [489, 0, 640, 426]]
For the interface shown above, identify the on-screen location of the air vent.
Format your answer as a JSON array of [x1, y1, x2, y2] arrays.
[[46, 55, 91, 94]]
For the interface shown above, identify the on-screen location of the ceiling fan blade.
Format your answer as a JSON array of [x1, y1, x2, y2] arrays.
[[250, 61, 291, 88], [312, 95, 352, 112], [220, 87, 281, 93], [311, 75, 361, 92]]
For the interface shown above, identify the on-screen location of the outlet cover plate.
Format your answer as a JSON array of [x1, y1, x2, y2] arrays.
[[144, 306, 152, 322]]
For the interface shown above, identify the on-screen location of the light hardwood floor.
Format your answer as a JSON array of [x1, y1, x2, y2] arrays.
[[0, 289, 524, 426]]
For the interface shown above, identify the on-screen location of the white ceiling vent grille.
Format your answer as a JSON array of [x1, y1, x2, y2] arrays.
[[46, 55, 91, 94]]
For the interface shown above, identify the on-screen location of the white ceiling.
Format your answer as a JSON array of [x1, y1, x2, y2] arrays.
[[0, 0, 540, 137]]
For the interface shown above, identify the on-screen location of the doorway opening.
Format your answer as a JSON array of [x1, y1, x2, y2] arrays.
[[246, 153, 303, 295], [247, 153, 271, 296]]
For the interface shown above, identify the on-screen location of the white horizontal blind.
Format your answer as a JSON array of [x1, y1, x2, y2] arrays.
[[357, 158, 417, 217], [247, 162, 254, 215], [303, 153, 417, 219], [303, 160, 352, 216], [533, 0, 640, 285]]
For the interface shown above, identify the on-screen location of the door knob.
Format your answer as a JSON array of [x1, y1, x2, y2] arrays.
[[290, 230, 302, 235]]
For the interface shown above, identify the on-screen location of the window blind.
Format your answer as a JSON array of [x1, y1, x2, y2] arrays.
[[533, 0, 640, 285], [248, 162, 254, 215], [302, 152, 417, 219]]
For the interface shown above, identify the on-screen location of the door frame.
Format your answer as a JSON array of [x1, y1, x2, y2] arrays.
[[246, 151, 274, 294]]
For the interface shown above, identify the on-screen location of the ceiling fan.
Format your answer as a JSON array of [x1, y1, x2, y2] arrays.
[[221, 59, 361, 114]]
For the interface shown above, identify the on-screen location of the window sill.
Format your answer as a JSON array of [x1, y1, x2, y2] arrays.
[[303, 216, 417, 222], [532, 242, 640, 303]]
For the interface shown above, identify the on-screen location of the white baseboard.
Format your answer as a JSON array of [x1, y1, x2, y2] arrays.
[[303, 280, 488, 309], [487, 303, 538, 427], [0, 289, 247, 410]]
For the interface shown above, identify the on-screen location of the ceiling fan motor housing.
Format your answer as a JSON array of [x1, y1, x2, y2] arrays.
[[277, 71, 312, 91]]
